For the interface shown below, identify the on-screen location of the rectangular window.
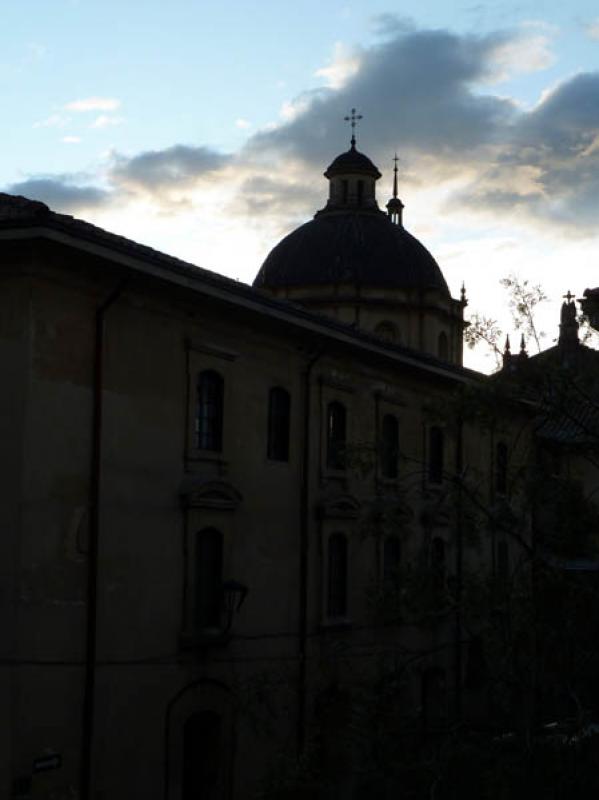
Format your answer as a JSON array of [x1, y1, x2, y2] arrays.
[[326, 401, 347, 470], [196, 370, 224, 451], [194, 528, 224, 630], [327, 533, 348, 618], [428, 426, 444, 484]]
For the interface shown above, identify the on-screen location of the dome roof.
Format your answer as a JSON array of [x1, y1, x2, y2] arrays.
[[253, 211, 449, 294], [324, 146, 381, 179]]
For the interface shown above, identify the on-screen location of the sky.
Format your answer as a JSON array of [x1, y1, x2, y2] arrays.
[[3, 0, 599, 371]]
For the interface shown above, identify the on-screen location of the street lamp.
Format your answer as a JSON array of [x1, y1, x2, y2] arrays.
[[222, 579, 248, 632]]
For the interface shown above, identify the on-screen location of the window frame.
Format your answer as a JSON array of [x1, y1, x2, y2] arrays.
[[326, 400, 347, 471], [327, 532, 349, 620], [194, 527, 224, 633], [195, 369, 224, 453]]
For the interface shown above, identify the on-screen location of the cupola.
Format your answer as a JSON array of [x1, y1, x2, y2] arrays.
[[253, 110, 467, 365]]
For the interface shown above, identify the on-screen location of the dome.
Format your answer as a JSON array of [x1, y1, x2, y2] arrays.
[[324, 146, 382, 179], [253, 211, 449, 295]]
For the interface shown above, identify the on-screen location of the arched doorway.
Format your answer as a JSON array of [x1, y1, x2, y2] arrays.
[[165, 680, 234, 800]]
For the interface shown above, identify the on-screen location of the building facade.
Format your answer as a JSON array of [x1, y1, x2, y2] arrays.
[[1, 141, 596, 799]]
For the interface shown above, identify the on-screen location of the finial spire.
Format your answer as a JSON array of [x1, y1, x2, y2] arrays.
[[460, 282, 467, 305], [502, 334, 512, 370], [392, 153, 399, 199], [386, 152, 404, 226], [344, 107, 363, 149]]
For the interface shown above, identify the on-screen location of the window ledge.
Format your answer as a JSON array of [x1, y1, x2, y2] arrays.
[[185, 451, 228, 475]]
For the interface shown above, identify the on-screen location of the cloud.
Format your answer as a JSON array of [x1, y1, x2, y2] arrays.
[[65, 97, 120, 112], [314, 42, 362, 89], [586, 19, 599, 41], [236, 173, 322, 228], [90, 114, 123, 129], [110, 144, 230, 194], [33, 113, 69, 129], [11, 22, 599, 244], [246, 28, 518, 173], [236, 24, 599, 237], [484, 29, 554, 83], [6, 178, 110, 213], [235, 118, 252, 129], [61, 136, 81, 144], [454, 72, 599, 233]]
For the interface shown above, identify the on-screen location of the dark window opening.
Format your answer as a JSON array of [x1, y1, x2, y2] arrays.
[[342, 179, 348, 204], [195, 528, 223, 630], [183, 710, 221, 800], [428, 426, 444, 484], [357, 180, 364, 205], [326, 401, 346, 470], [496, 441, 508, 495], [438, 331, 449, 360], [267, 387, 290, 461], [327, 533, 348, 618], [196, 370, 224, 451], [381, 414, 399, 479]]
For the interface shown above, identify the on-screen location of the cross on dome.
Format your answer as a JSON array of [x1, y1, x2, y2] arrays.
[[344, 107, 363, 149]]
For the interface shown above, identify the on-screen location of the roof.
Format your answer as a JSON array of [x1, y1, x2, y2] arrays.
[[253, 210, 450, 294], [0, 192, 476, 385], [324, 146, 382, 179], [496, 341, 599, 445]]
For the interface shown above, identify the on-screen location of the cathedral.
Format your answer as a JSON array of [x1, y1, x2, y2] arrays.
[[1, 124, 598, 800]]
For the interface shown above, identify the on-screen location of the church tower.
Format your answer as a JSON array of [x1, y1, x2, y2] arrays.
[[253, 113, 466, 364]]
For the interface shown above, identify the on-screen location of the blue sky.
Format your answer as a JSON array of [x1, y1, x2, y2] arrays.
[[3, 0, 599, 369]]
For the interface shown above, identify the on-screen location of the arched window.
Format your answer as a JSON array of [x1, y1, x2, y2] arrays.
[[196, 370, 224, 451], [195, 528, 223, 630], [428, 426, 444, 484], [381, 414, 399, 479], [183, 710, 221, 800], [496, 441, 508, 495], [326, 401, 346, 470], [438, 331, 449, 360], [383, 536, 401, 586], [267, 387, 291, 461], [327, 533, 348, 618]]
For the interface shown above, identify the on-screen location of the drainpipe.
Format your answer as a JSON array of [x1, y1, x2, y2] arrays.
[[454, 409, 464, 722], [80, 281, 126, 800], [297, 346, 323, 752]]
